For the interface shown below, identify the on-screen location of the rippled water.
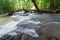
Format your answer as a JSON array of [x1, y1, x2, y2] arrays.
[[0, 13, 60, 38]]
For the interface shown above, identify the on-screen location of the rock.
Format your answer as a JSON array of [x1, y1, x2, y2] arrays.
[[41, 22, 60, 39]]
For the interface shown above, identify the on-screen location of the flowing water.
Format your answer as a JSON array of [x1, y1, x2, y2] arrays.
[[0, 16, 12, 25], [0, 12, 60, 39]]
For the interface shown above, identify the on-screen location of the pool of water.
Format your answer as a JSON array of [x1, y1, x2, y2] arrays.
[[0, 16, 13, 25]]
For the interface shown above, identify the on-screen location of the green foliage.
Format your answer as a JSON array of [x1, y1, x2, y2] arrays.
[[36, 0, 60, 9], [0, 0, 60, 14], [0, 0, 14, 14], [18, 0, 34, 10], [0, 0, 34, 14], [54, 0, 60, 7], [36, 0, 51, 10]]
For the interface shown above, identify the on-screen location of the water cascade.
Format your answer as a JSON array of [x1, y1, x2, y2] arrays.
[[0, 11, 60, 40]]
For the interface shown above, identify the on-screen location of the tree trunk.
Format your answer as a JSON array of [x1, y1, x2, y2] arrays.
[[8, 11, 14, 16], [50, 0, 55, 9], [31, 0, 55, 13], [32, 0, 41, 13]]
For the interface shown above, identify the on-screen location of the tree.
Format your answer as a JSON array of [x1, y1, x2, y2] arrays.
[[50, 0, 55, 9], [32, 0, 53, 13], [32, 0, 40, 12]]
